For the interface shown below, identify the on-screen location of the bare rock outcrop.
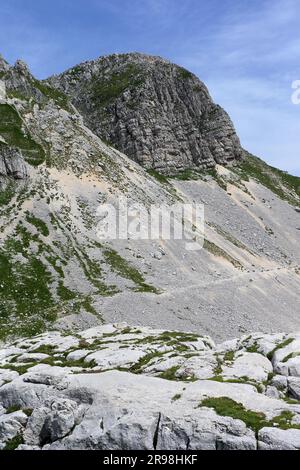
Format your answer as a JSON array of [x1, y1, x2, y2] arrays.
[[0, 143, 28, 181], [1, 325, 300, 450], [47, 53, 244, 174]]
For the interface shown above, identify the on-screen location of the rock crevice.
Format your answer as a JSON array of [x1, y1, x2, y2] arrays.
[[1, 325, 300, 450]]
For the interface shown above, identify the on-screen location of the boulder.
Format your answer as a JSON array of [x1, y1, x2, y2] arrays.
[[1, 326, 300, 450], [288, 377, 300, 400], [258, 427, 300, 450], [24, 398, 81, 446], [0, 144, 28, 180], [0, 411, 28, 444]]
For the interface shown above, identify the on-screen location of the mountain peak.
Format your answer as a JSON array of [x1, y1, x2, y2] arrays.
[[47, 53, 243, 174], [14, 59, 31, 75], [97, 51, 171, 65]]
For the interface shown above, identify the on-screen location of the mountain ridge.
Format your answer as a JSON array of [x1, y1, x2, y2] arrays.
[[0, 52, 299, 344]]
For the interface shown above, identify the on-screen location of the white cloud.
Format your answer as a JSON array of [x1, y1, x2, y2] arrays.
[[173, 0, 300, 175]]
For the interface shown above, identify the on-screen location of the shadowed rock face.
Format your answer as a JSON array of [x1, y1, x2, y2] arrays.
[[47, 53, 244, 174], [0, 144, 28, 181]]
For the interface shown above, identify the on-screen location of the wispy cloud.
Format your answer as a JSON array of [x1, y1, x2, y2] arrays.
[[0, 0, 299, 174], [173, 0, 300, 175]]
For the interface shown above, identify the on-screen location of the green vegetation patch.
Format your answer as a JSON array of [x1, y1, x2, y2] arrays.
[[200, 397, 268, 433], [267, 338, 294, 360], [171, 167, 227, 191], [213, 355, 223, 376], [223, 350, 235, 362], [282, 351, 300, 363], [131, 331, 199, 355], [3, 434, 24, 450], [25, 212, 49, 237], [205, 168, 228, 191], [5, 405, 21, 414], [159, 365, 181, 381], [32, 344, 57, 355], [177, 66, 194, 80], [147, 169, 170, 184], [146, 169, 182, 200], [201, 397, 300, 433], [209, 375, 264, 393], [51, 217, 118, 297], [203, 239, 243, 269], [130, 350, 166, 373], [159, 331, 199, 342], [0, 248, 56, 340], [171, 393, 182, 402], [0, 104, 45, 166], [33, 79, 72, 112], [208, 222, 254, 255], [270, 410, 300, 430], [236, 153, 300, 206], [103, 247, 160, 293], [246, 343, 260, 353], [56, 281, 77, 302], [0, 213, 120, 340], [171, 169, 201, 181], [40, 355, 97, 369], [92, 64, 145, 107], [7, 89, 29, 101], [0, 180, 16, 206]]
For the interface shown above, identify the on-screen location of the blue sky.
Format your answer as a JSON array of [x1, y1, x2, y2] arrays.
[[1, 0, 299, 175]]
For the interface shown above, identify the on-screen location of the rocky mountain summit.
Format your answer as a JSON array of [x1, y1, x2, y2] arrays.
[[0, 51, 300, 451], [1, 324, 300, 450], [47, 53, 244, 174], [0, 53, 300, 350]]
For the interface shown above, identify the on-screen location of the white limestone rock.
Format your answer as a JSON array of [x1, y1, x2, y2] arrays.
[[0, 370, 19, 387], [1, 326, 300, 450], [16, 353, 49, 363], [66, 349, 90, 362], [24, 398, 82, 446], [79, 324, 117, 339], [0, 411, 28, 444], [222, 352, 273, 383], [175, 352, 217, 380], [258, 427, 300, 450], [272, 335, 300, 373], [84, 347, 145, 369], [0, 80, 6, 102]]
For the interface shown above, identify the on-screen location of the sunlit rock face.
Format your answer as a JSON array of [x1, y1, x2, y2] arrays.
[[47, 53, 244, 174], [1, 326, 300, 450]]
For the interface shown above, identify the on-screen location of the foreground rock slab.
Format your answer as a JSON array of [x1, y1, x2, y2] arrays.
[[1, 324, 300, 450]]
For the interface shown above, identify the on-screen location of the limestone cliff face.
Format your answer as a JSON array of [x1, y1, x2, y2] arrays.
[[0, 144, 28, 181], [47, 53, 244, 174], [0, 71, 28, 184]]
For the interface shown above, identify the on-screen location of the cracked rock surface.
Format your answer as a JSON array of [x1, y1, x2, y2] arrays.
[[0, 144, 28, 181], [1, 324, 300, 450]]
